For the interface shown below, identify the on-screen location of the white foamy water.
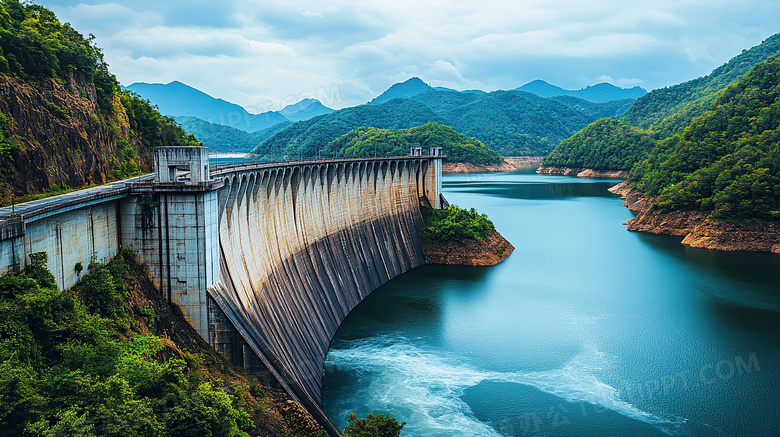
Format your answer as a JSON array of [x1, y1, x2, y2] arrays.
[[324, 336, 686, 436]]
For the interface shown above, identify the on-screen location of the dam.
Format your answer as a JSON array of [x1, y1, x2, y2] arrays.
[[0, 146, 444, 435]]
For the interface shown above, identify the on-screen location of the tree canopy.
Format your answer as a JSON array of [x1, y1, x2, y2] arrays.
[[630, 56, 780, 221], [542, 32, 780, 173], [542, 118, 656, 171], [253, 88, 634, 159], [0, 0, 201, 192], [0, 251, 254, 436], [321, 122, 503, 166]]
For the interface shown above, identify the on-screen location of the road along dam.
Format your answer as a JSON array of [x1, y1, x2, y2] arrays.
[[0, 146, 444, 435]]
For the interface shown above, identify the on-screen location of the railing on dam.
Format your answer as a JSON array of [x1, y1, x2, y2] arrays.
[[0, 147, 445, 436], [208, 154, 440, 175]]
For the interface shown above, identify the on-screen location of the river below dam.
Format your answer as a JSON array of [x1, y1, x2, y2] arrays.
[[321, 170, 780, 436]]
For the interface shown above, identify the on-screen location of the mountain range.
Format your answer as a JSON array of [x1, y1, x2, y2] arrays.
[[253, 80, 637, 158], [370, 77, 645, 106], [124, 81, 333, 152], [516, 80, 647, 103], [126, 77, 644, 156]]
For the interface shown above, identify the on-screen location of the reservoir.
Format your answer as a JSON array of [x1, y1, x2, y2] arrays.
[[321, 170, 780, 436]]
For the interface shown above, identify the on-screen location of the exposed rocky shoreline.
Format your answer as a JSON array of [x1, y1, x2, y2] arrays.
[[423, 229, 515, 265], [609, 181, 780, 253], [536, 166, 629, 178], [442, 156, 543, 173]]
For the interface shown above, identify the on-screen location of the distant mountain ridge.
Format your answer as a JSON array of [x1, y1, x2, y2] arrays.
[[368, 77, 433, 105], [253, 78, 636, 158], [124, 81, 333, 133], [174, 116, 290, 153], [280, 98, 333, 122], [123, 81, 334, 153], [516, 80, 647, 103]]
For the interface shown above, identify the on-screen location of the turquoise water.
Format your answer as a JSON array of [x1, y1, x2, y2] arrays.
[[321, 171, 780, 436]]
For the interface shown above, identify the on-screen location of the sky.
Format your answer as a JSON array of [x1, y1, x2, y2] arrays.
[[38, 0, 780, 112]]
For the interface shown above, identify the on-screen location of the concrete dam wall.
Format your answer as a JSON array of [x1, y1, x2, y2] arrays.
[[208, 157, 439, 429], [0, 148, 443, 435]]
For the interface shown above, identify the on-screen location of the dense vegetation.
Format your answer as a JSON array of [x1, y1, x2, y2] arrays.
[[421, 204, 495, 243], [253, 98, 445, 159], [321, 123, 503, 165], [542, 32, 780, 173], [624, 33, 780, 133], [409, 89, 633, 156], [0, 249, 353, 436], [0, 1, 102, 86], [631, 56, 780, 221], [343, 412, 405, 437], [0, 251, 259, 436], [0, 0, 200, 198], [542, 118, 656, 171], [254, 85, 634, 159]]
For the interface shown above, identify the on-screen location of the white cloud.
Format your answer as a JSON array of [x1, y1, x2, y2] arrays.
[[40, 0, 780, 109], [596, 76, 646, 88]]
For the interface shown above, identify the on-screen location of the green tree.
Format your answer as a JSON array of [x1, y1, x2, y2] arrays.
[[421, 204, 495, 242], [343, 412, 405, 437], [321, 123, 503, 166], [630, 56, 780, 221], [0, 251, 257, 437]]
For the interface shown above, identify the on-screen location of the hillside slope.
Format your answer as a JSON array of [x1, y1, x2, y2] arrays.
[[252, 98, 446, 159], [321, 122, 503, 165], [0, 249, 326, 436], [541, 33, 780, 173], [610, 56, 780, 253], [631, 56, 780, 221], [624, 33, 780, 132], [541, 118, 656, 171], [0, 0, 199, 203], [368, 77, 433, 105]]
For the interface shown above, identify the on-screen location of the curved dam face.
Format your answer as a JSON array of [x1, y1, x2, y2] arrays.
[[207, 158, 439, 431], [0, 149, 442, 435]]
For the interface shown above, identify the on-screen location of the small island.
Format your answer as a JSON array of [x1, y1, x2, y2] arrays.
[[419, 203, 514, 266]]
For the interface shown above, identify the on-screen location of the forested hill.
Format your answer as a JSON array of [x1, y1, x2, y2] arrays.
[[541, 32, 780, 172], [0, 0, 199, 203], [542, 118, 656, 171], [630, 56, 780, 222], [253, 87, 634, 159], [252, 98, 446, 159], [320, 123, 503, 166], [623, 33, 780, 135]]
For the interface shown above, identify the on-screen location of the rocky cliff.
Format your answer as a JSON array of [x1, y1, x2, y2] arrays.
[[442, 156, 543, 173], [423, 229, 515, 265], [609, 181, 780, 253], [0, 73, 153, 202]]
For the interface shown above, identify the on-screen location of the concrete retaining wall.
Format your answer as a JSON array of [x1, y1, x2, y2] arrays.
[[0, 200, 121, 290]]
